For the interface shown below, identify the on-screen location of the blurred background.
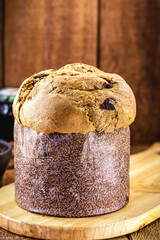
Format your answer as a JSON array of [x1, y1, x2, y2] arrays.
[[0, 0, 160, 145]]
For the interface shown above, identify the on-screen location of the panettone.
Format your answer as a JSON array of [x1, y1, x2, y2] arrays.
[[13, 63, 136, 217]]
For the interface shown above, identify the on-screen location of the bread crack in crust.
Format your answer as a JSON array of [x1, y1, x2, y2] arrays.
[[13, 63, 136, 134]]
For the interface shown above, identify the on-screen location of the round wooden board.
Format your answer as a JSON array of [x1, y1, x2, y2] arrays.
[[0, 143, 160, 240]]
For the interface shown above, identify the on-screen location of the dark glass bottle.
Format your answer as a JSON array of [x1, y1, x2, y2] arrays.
[[0, 88, 18, 141]]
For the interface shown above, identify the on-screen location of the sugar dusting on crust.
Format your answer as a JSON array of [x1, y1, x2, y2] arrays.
[[14, 121, 130, 217]]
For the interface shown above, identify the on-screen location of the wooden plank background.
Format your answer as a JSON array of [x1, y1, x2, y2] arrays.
[[0, 0, 160, 145], [99, 0, 160, 145], [4, 0, 98, 86]]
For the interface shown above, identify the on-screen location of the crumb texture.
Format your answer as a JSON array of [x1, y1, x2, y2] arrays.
[[13, 63, 136, 134], [14, 121, 130, 217]]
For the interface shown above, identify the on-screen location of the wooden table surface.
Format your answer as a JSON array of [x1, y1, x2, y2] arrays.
[[0, 143, 159, 240]]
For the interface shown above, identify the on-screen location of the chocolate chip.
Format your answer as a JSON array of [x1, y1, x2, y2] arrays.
[[100, 98, 115, 110], [33, 73, 49, 79], [87, 70, 93, 72], [103, 82, 113, 89], [52, 87, 57, 90], [33, 80, 38, 85], [126, 196, 129, 202]]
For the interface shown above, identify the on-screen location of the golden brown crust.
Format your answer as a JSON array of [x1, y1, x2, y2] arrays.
[[13, 63, 136, 134]]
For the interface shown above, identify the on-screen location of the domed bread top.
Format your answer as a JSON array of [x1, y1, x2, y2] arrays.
[[13, 63, 136, 134]]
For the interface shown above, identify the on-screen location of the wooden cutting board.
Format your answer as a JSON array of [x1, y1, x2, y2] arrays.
[[0, 143, 160, 240]]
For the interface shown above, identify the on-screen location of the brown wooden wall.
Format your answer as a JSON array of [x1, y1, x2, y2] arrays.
[[0, 0, 160, 145]]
